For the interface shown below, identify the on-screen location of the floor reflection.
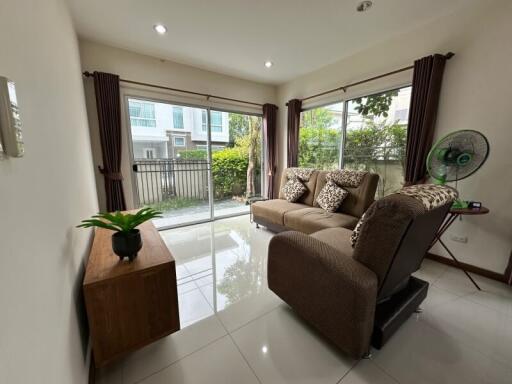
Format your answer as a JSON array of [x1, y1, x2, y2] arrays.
[[160, 215, 273, 327]]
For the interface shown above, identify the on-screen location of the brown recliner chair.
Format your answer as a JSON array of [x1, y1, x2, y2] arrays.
[[267, 185, 457, 359]]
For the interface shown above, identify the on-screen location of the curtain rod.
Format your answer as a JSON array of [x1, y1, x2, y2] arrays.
[[82, 71, 264, 107], [294, 52, 455, 104]]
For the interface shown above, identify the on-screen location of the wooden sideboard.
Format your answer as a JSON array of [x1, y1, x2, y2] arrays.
[[83, 220, 180, 367]]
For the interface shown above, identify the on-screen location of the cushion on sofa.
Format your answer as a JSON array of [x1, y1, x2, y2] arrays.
[[350, 212, 366, 247], [285, 167, 316, 182], [313, 171, 379, 218], [281, 177, 307, 202], [316, 180, 348, 212], [252, 199, 307, 226], [311, 227, 354, 257], [284, 207, 359, 234], [278, 169, 319, 206], [327, 169, 368, 188]]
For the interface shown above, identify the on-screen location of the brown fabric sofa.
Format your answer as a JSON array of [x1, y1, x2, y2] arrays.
[[252, 168, 379, 233], [267, 188, 456, 359]]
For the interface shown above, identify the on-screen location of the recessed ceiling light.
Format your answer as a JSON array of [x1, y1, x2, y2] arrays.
[[264, 61, 273, 68], [357, 1, 373, 12], [153, 24, 167, 34]]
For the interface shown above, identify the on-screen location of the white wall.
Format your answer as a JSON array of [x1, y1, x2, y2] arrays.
[[0, 0, 98, 383], [276, 0, 512, 274], [79, 40, 277, 211]]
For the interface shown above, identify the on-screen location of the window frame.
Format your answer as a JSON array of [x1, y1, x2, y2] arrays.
[[123, 94, 266, 224], [298, 84, 412, 171], [172, 106, 184, 129], [173, 136, 186, 147], [210, 111, 223, 133], [128, 100, 156, 128], [298, 101, 344, 170], [143, 147, 155, 159]]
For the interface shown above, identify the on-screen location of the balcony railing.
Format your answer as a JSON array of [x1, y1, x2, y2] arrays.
[[133, 159, 209, 205]]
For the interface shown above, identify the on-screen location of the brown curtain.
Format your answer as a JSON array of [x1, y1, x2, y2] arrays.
[[263, 104, 278, 198], [93, 71, 127, 212], [287, 99, 302, 167], [405, 54, 448, 184]]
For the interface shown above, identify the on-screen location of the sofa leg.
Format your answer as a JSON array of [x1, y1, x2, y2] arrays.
[[255, 223, 260, 229], [414, 307, 423, 314], [362, 350, 372, 359]]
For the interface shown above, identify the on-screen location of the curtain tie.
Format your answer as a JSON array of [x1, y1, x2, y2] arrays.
[[98, 166, 124, 181]]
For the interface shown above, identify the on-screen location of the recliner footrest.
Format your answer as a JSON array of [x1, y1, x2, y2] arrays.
[[372, 276, 429, 349]]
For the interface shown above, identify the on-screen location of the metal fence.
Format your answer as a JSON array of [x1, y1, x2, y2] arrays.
[[133, 159, 209, 205]]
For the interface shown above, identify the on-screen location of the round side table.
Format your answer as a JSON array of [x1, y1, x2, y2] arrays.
[[429, 206, 489, 290]]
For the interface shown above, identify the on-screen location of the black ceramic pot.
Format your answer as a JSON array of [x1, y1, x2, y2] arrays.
[[112, 230, 142, 261]]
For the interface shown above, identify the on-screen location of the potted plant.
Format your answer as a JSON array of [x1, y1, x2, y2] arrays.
[[77, 208, 163, 261]]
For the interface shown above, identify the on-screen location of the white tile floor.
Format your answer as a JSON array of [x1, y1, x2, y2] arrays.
[[96, 216, 512, 384]]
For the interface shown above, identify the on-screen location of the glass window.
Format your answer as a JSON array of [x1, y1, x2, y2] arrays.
[[345, 86, 411, 197], [173, 107, 184, 129], [201, 110, 207, 131], [210, 111, 223, 132], [128, 100, 156, 127], [129, 102, 141, 117], [173, 136, 185, 147], [298, 103, 343, 170], [144, 148, 155, 159]]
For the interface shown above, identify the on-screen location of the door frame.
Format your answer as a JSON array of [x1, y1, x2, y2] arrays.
[[122, 94, 264, 230]]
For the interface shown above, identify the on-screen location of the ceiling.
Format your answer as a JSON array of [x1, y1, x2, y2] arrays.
[[68, 0, 478, 84]]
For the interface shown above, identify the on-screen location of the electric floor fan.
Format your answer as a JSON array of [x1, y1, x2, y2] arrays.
[[426, 130, 490, 208]]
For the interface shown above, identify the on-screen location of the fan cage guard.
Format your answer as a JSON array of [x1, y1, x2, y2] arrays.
[[427, 130, 489, 183]]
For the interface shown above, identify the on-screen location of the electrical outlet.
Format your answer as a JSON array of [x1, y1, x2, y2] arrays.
[[450, 234, 468, 244]]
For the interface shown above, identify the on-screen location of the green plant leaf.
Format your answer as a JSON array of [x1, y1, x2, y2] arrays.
[[77, 208, 163, 233]]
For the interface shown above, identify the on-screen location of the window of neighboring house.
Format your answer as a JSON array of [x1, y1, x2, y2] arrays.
[[210, 111, 223, 132], [201, 110, 207, 131], [298, 102, 343, 170], [173, 107, 184, 129], [173, 136, 185, 147], [394, 108, 409, 122], [201, 110, 223, 132], [144, 148, 155, 159], [129, 100, 156, 127]]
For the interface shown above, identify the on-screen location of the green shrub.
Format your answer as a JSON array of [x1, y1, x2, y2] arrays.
[[177, 149, 207, 160], [146, 197, 203, 212], [211, 147, 248, 199]]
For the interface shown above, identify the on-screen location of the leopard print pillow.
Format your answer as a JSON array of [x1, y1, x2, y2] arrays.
[[286, 167, 316, 182], [282, 177, 307, 202], [398, 184, 458, 210], [316, 180, 349, 213], [350, 212, 366, 248], [327, 170, 367, 188]]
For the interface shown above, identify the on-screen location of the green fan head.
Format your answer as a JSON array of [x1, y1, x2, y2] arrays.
[[426, 130, 489, 184]]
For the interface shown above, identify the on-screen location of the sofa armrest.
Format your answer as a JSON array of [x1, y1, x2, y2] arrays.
[[268, 231, 378, 358]]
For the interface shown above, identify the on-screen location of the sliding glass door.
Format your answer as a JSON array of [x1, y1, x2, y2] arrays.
[[211, 111, 263, 218], [127, 97, 263, 228], [127, 98, 211, 228]]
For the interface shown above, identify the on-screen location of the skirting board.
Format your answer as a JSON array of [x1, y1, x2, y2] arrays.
[[426, 252, 512, 285]]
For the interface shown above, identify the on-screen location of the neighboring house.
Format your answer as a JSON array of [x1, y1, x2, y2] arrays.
[[128, 98, 229, 159], [346, 86, 412, 130]]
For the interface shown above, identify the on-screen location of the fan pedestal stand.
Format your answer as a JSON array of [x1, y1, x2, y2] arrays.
[[429, 206, 490, 291]]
